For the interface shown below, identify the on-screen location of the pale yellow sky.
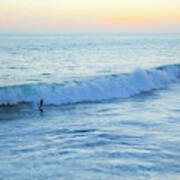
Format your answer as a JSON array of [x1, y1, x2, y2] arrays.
[[0, 0, 180, 33]]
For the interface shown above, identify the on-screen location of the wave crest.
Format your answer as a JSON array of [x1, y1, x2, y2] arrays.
[[0, 64, 180, 106]]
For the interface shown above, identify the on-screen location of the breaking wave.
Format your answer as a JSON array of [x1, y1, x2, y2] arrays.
[[0, 64, 180, 106]]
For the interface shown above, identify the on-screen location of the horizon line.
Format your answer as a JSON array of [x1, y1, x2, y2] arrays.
[[0, 32, 180, 35]]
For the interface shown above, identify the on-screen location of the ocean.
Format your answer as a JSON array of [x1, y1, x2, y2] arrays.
[[0, 34, 180, 180]]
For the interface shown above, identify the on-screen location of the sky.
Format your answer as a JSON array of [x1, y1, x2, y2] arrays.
[[0, 0, 180, 33]]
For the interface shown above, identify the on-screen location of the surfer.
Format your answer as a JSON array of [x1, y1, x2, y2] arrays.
[[39, 99, 44, 112]]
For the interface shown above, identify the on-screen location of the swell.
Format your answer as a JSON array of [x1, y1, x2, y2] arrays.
[[0, 64, 180, 106]]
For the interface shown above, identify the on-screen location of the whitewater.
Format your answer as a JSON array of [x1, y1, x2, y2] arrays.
[[1, 64, 180, 106], [0, 34, 180, 180]]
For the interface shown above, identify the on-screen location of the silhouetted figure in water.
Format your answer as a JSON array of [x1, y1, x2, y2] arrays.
[[39, 99, 43, 112]]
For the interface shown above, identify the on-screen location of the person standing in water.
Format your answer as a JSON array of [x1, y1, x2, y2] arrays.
[[39, 99, 44, 112]]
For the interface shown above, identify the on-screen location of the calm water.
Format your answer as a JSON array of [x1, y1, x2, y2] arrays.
[[0, 34, 180, 180]]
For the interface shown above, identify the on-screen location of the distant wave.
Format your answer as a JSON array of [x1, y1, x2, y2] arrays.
[[0, 64, 180, 106]]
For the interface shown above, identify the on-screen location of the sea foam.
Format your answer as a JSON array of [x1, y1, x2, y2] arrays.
[[0, 64, 179, 106]]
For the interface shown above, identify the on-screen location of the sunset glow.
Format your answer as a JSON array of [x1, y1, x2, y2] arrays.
[[0, 0, 180, 33]]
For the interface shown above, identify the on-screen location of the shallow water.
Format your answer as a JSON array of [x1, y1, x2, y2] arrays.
[[0, 34, 180, 180]]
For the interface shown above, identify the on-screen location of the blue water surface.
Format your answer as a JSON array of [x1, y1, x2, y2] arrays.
[[0, 34, 180, 180]]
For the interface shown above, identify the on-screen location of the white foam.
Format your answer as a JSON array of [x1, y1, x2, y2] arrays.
[[0, 65, 179, 105]]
